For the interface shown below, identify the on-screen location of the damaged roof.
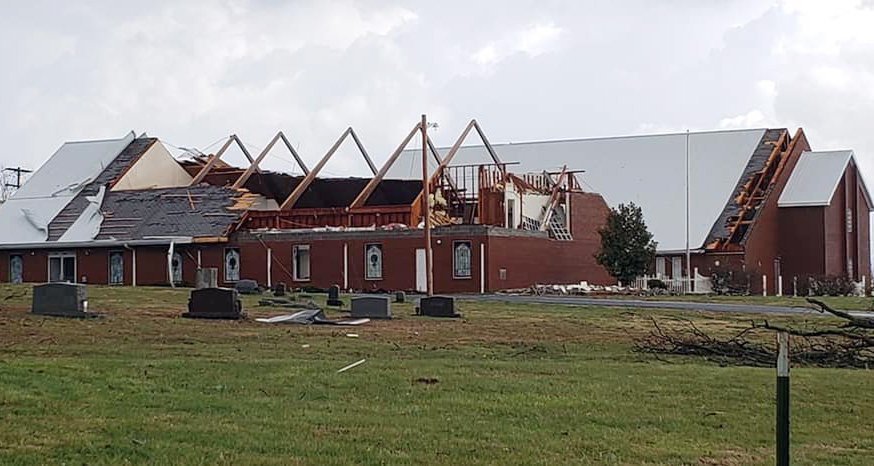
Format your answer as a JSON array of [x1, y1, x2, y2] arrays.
[[96, 185, 248, 241], [0, 132, 135, 244], [399, 128, 768, 251]]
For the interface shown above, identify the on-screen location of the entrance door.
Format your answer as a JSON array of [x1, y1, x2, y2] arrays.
[[415, 249, 427, 293]]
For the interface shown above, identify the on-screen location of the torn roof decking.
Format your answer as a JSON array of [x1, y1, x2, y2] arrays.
[[47, 137, 158, 241], [702, 128, 786, 248], [195, 169, 423, 209], [96, 185, 247, 241]]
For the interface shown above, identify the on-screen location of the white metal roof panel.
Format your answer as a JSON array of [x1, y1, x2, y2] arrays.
[[0, 133, 134, 244], [778, 150, 854, 207], [391, 129, 766, 251]]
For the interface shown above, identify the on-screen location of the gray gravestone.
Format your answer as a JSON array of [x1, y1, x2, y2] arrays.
[[183, 287, 245, 319], [234, 279, 261, 295], [350, 296, 392, 319], [196, 267, 219, 289], [395, 291, 406, 303], [419, 296, 460, 318], [327, 284, 343, 307], [273, 282, 287, 297], [32, 283, 92, 317]]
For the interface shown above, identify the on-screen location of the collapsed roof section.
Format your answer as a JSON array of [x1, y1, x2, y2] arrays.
[[0, 121, 573, 248]]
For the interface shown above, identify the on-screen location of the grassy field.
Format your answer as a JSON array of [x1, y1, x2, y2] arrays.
[[1, 285, 872, 465], [592, 293, 874, 311]]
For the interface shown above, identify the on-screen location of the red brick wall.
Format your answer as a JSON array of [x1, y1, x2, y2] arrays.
[[237, 235, 486, 293], [777, 206, 825, 284], [487, 192, 613, 289], [743, 129, 811, 294]]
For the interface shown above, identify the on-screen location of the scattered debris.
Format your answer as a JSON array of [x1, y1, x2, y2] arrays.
[[346, 333, 359, 338], [301, 344, 310, 348], [255, 309, 369, 326], [635, 298, 874, 368], [414, 377, 439, 385], [337, 358, 367, 373], [258, 296, 319, 309]]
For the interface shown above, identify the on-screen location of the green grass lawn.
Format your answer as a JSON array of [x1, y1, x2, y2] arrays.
[[0, 285, 872, 465]]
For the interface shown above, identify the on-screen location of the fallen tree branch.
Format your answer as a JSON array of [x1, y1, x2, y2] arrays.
[[807, 298, 874, 329]]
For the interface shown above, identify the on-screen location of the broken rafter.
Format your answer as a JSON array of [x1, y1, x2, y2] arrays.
[[539, 165, 569, 231], [189, 135, 259, 186]]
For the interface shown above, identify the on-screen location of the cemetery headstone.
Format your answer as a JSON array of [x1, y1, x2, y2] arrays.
[[395, 291, 406, 303], [183, 287, 245, 319], [273, 282, 287, 297], [234, 279, 261, 295], [31, 283, 94, 318], [350, 296, 392, 319], [327, 284, 343, 307], [419, 296, 460, 318], [196, 267, 219, 289]]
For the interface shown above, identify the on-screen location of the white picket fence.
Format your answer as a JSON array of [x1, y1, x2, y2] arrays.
[[634, 270, 713, 294]]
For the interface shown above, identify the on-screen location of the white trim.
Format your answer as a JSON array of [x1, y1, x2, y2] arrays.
[[47, 251, 77, 283], [479, 243, 485, 293], [292, 244, 311, 282], [343, 243, 349, 289]]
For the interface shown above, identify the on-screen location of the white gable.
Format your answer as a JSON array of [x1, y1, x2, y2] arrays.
[[111, 140, 193, 191], [778, 150, 855, 208], [0, 132, 134, 244]]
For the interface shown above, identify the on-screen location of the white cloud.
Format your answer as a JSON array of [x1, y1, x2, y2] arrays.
[[470, 22, 564, 69]]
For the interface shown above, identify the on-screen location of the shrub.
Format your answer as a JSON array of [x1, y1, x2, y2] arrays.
[[647, 278, 668, 290], [808, 275, 855, 297], [710, 269, 751, 296]]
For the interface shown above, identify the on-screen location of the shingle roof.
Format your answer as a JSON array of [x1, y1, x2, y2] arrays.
[[48, 137, 157, 241], [95, 185, 246, 241]]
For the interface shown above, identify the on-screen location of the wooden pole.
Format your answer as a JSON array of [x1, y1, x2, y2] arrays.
[[776, 331, 790, 466], [422, 114, 433, 296]]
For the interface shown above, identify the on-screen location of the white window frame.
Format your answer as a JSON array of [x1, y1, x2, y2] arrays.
[[453, 240, 473, 279], [671, 257, 683, 280], [292, 244, 311, 282], [48, 251, 77, 283], [108, 250, 125, 285], [655, 257, 666, 278], [364, 243, 383, 280]]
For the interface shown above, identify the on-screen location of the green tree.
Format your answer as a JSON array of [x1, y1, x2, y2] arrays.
[[595, 202, 657, 285]]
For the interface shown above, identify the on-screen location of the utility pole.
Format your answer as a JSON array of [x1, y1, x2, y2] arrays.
[[685, 130, 691, 294], [421, 114, 433, 296], [3, 167, 32, 189]]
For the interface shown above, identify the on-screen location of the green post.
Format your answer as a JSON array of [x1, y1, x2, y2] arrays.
[[776, 331, 789, 466]]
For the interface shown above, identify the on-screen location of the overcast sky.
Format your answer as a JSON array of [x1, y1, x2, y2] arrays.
[[2, 0, 873, 178]]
